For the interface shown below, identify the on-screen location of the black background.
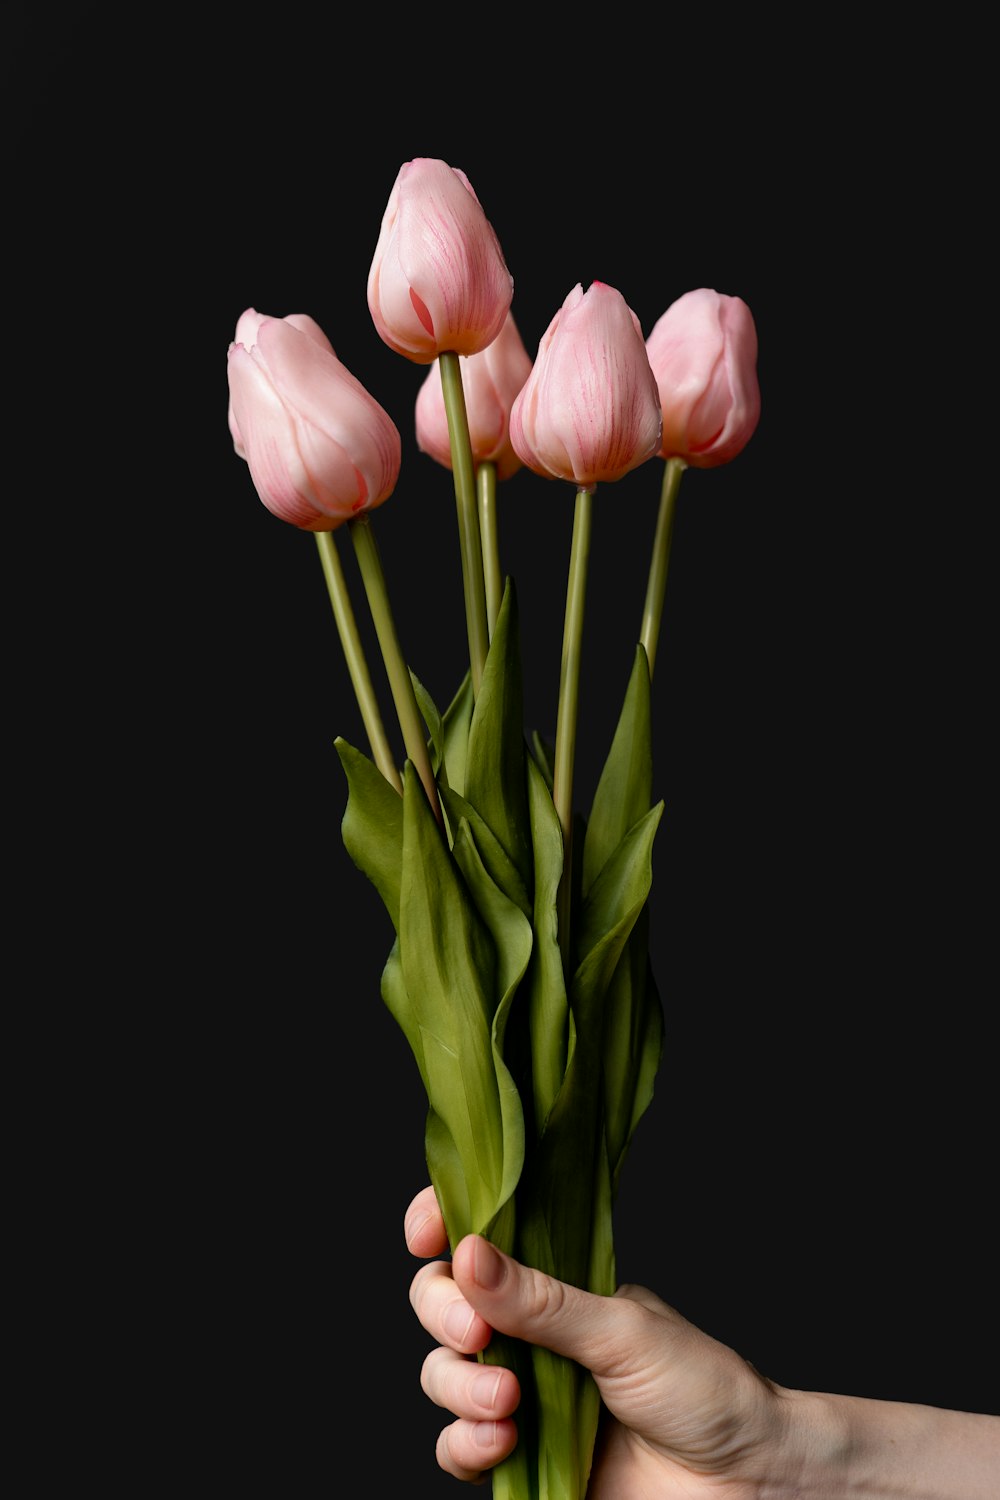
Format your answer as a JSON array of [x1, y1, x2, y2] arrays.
[[7, 7, 995, 1491]]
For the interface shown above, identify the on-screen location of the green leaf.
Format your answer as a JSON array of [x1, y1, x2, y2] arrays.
[[601, 904, 665, 1195], [465, 578, 533, 893], [409, 669, 445, 779], [383, 938, 478, 1251], [530, 729, 555, 792], [440, 786, 531, 919], [398, 763, 507, 1238], [442, 670, 473, 799], [572, 800, 664, 1019], [582, 644, 652, 899], [336, 736, 404, 931], [523, 753, 570, 1137], [424, 1108, 472, 1255], [380, 937, 425, 1083], [515, 1029, 603, 1287], [451, 817, 528, 1233]]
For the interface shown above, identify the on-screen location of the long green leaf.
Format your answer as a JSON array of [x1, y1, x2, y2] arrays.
[[465, 577, 533, 892], [523, 753, 570, 1136], [336, 737, 404, 931], [451, 817, 528, 1233], [582, 644, 652, 899], [572, 801, 664, 1010], [399, 763, 505, 1239], [409, 669, 445, 778], [602, 904, 664, 1194]]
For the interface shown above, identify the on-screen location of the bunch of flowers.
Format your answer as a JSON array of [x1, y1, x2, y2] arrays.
[[227, 156, 760, 1500]]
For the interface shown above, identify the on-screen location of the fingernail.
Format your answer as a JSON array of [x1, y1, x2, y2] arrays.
[[472, 1236, 504, 1290], [472, 1420, 499, 1450], [443, 1300, 476, 1345], [471, 1370, 502, 1411]]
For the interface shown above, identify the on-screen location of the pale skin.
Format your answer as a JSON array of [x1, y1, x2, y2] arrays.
[[405, 1185, 1000, 1497]]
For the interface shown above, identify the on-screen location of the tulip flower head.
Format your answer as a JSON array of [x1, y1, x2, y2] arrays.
[[509, 282, 662, 487], [368, 158, 514, 364], [227, 308, 335, 458], [415, 309, 533, 481], [645, 289, 760, 468], [227, 309, 401, 531]]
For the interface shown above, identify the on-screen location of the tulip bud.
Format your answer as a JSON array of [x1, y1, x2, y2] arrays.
[[509, 282, 662, 486], [644, 289, 760, 468], [367, 157, 514, 364], [227, 308, 335, 458], [227, 311, 401, 531], [414, 309, 532, 481]]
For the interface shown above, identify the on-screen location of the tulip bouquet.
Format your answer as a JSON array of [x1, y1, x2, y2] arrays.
[[227, 157, 760, 1499]]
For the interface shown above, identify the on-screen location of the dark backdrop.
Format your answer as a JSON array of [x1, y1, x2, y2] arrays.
[[7, 7, 994, 1491]]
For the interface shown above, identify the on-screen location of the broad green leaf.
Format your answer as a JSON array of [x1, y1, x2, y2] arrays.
[[380, 937, 425, 1084], [465, 578, 533, 892], [399, 763, 505, 1233], [336, 736, 404, 931], [583, 645, 652, 899], [425, 1107, 472, 1250], [383, 938, 478, 1249]]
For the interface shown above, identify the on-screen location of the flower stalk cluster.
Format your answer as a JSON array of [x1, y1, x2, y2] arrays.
[[226, 156, 760, 1500]]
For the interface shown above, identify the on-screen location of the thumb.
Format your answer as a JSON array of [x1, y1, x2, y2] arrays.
[[451, 1234, 631, 1377]]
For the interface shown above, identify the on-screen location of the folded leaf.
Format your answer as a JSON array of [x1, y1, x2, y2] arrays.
[[440, 785, 531, 919]]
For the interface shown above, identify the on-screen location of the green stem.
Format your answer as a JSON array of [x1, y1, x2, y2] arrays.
[[439, 351, 490, 696], [478, 460, 502, 641], [348, 514, 441, 823], [314, 531, 402, 795], [639, 456, 685, 679], [553, 485, 594, 972]]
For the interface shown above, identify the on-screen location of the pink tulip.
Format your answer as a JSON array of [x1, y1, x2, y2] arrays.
[[367, 158, 513, 364], [227, 308, 334, 458], [227, 310, 401, 532], [509, 282, 662, 486], [414, 309, 533, 481], [644, 289, 760, 467]]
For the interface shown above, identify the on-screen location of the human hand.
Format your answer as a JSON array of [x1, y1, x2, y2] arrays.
[[403, 1185, 784, 1494]]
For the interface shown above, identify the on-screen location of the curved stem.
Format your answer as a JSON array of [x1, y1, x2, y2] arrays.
[[314, 531, 402, 794], [478, 461, 502, 641], [348, 514, 441, 823], [639, 457, 685, 679], [553, 485, 595, 971], [439, 351, 489, 697]]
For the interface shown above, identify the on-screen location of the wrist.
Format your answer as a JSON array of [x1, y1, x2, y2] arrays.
[[760, 1384, 1000, 1500]]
